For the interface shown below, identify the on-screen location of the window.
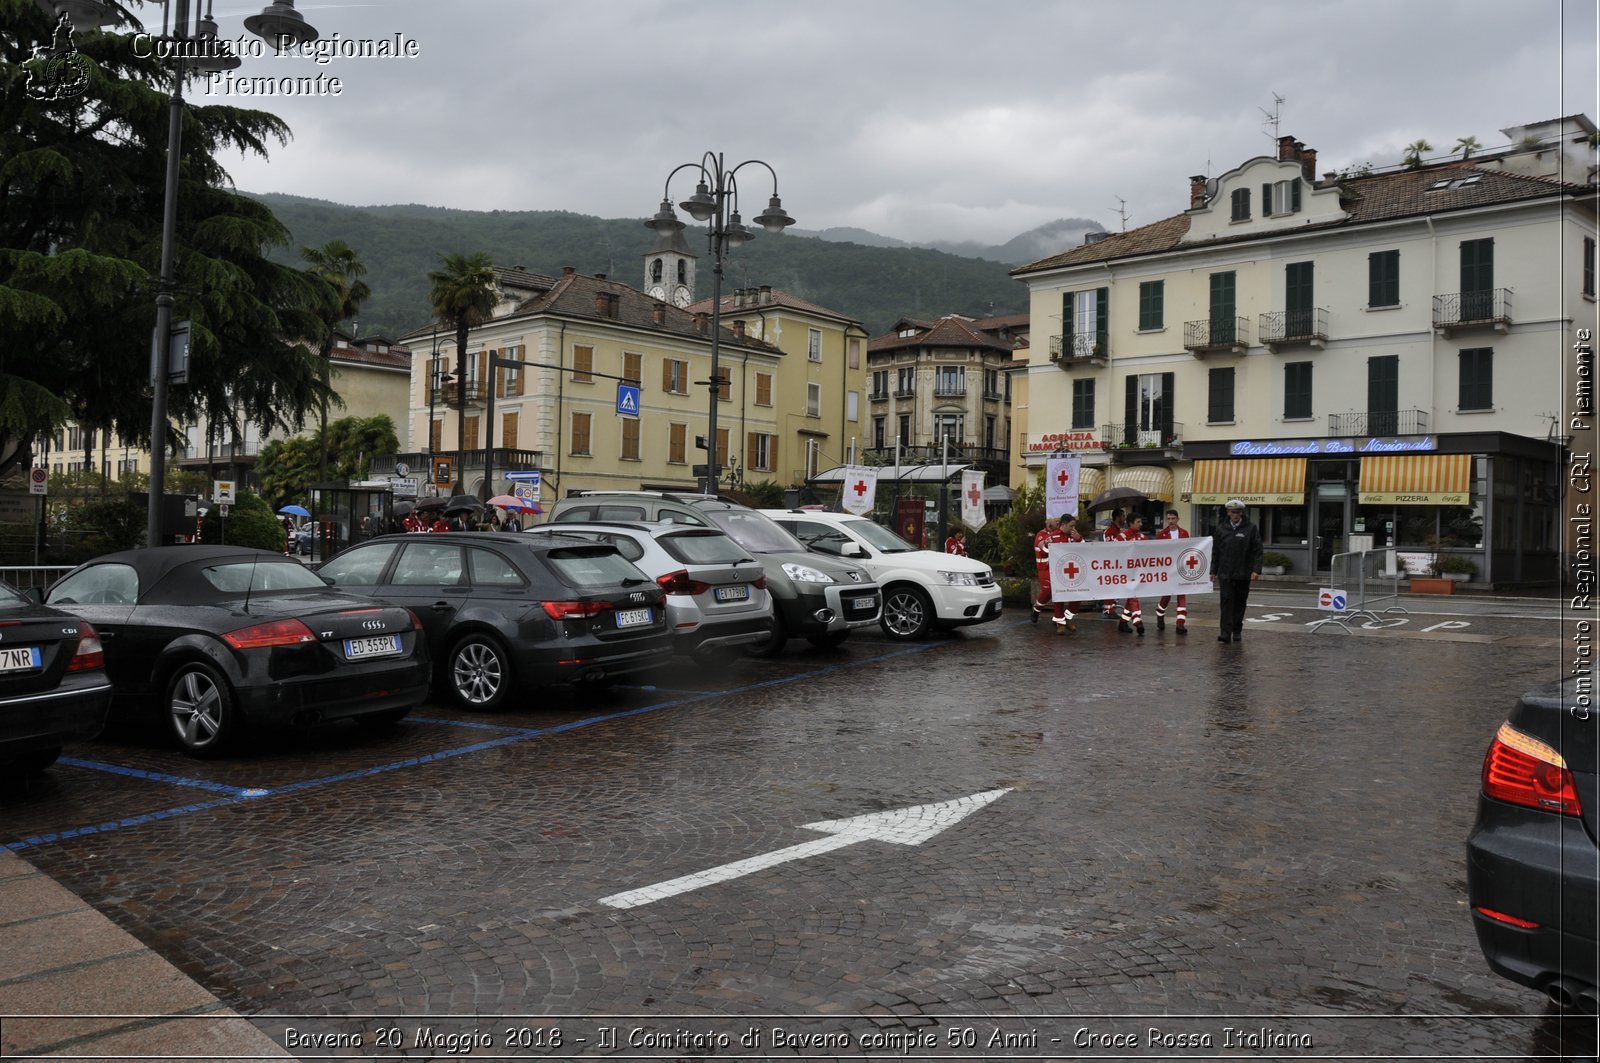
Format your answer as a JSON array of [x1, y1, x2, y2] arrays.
[[668, 422, 687, 464], [897, 367, 915, 395], [48, 563, 139, 606], [663, 358, 688, 394], [846, 390, 859, 422], [715, 427, 729, 468], [1459, 348, 1493, 410], [622, 351, 642, 386], [714, 366, 731, 402], [1207, 367, 1235, 423], [650, 257, 663, 283], [1262, 178, 1302, 216], [873, 416, 886, 449], [1368, 355, 1399, 434], [392, 542, 463, 587], [755, 372, 773, 406], [316, 543, 397, 588], [808, 328, 823, 362], [1138, 280, 1164, 331], [464, 415, 479, 450], [935, 365, 965, 395], [1585, 237, 1596, 298], [499, 345, 522, 396], [871, 370, 889, 398], [1284, 362, 1313, 420], [984, 368, 1000, 397], [468, 548, 524, 588], [897, 413, 910, 444], [1460, 238, 1495, 320], [621, 417, 641, 460], [1368, 250, 1400, 308], [1062, 288, 1108, 357], [934, 413, 964, 442], [501, 411, 519, 449], [748, 432, 775, 472], [1285, 261, 1314, 336], [1208, 271, 1237, 345], [1125, 372, 1174, 444], [1072, 379, 1095, 430], [570, 411, 591, 455], [806, 382, 821, 417], [1230, 187, 1251, 221], [848, 338, 860, 369], [572, 345, 593, 383]]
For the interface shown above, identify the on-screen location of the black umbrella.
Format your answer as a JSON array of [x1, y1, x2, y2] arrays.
[[392, 500, 416, 516], [414, 496, 449, 512], [443, 494, 483, 515], [1088, 486, 1147, 512]]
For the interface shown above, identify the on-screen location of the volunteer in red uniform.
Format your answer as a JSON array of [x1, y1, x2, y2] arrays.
[[1031, 516, 1074, 633], [1119, 514, 1148, 636], [1101, 507, 1126, 619], [944, 529, 967, 556], [1154, 508, 1190, 635]]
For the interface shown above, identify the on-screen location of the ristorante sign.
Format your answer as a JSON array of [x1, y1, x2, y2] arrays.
[[1230, 436, 1438, 456], [1027, 431, 1105, 453]]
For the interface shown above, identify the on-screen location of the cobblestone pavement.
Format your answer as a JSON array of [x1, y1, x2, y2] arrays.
[[3, 604, 1593, 1060]]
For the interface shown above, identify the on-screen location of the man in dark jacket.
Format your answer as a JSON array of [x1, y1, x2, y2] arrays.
[[1211, 499, 1263, 644]]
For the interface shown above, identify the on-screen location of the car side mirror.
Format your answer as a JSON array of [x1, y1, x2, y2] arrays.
[[841, 542, 865, 558], [21, 586, 44, 605]]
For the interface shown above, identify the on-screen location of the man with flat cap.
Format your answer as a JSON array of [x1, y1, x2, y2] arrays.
[[1211, 499, 1263, 644]]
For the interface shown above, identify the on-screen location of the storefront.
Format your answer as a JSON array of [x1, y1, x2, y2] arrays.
[[1180, 432, 1561, 587]]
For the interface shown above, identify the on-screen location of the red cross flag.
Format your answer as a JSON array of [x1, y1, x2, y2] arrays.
[[1045, 456, 1080, 519], [840, 465, 878, 516], [960, 470, 987, 530]]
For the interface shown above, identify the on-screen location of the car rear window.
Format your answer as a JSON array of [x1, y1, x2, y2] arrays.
[[657, 530, 753, 565], [200, 561, 328, 594], [543, 546, 648, 588], [595, 505, 647, 521]]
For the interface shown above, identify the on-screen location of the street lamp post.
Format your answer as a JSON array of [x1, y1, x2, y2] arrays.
[[82, 0, 322, 547], [645, 153, 793, 494]]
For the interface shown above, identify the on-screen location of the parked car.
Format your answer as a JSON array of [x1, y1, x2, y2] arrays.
[[0, 581, 112, 777], [524, 521, 772, 661], [42, 546, 429, 757], [292, 524, 315, 555], [762, 509, 1003, 640], [1466, 676, 1599, 1010], [316, 532, 673, 709], [550, 493, 881, 656]]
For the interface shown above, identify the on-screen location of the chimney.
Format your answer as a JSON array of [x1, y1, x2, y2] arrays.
[[693, 312, 708, 333], [1300, 147, 1318, 182], [1278, 135, 1297, 162], [733, 288, 746, 309], [652, 302, 666, 326], [593, 273, 606, 281], [759, 285, 773, 304], [1323, 171, 1340, 184], [562, 265, 575, 276], [732, 320, 746, 338], [1189, 175, 1208, 208]]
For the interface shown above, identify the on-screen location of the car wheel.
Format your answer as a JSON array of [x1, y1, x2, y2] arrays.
[[448, 634, 512, 711], [747, 612, 788, 658], [880, 586, 933, 640], [11, 746, 61, 775], [806, 630, 850, 649], [356, 707, 411, 728], [167, 661, 239, 757]]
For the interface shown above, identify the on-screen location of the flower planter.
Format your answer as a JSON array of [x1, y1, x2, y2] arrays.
[[1442, 572, 1471, 583], [1262, 566, 1287, 577], [1408, 577, 1455, 595]]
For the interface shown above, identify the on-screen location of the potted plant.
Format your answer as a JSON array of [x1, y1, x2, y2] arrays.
[[1435, 555, 1477, 583], [1261, 551, 1292, 577]]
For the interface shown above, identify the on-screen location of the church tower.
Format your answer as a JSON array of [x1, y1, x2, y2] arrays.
[[645, 227, 698, 308]]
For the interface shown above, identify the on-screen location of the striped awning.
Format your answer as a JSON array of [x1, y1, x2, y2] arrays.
[[1077, 466, 1105, 500], [1112, 465, 1175, 502], [1179, 468, 1193, 501], [1192, 458, 1307, 505], [1359, 454, 1472, 505]]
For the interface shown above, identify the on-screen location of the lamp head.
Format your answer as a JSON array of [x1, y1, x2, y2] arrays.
[[680, 180, 716, 222], [721, 211, 753, 250], [644, 198, 685, 233], [244, 0, 319, 48], [753, 194, 794, 233], [189, 15, 243, 73], [49, 0, 116, 28]]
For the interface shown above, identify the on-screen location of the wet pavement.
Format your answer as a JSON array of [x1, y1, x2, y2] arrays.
[[2, 599, 1595, 1060]]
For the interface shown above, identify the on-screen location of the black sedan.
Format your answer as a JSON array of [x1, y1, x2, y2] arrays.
[[0, 581, 112, 777], [316, 532, 673, 710], [1466, 676, 1599, 1010], [43, 546, 430, 757]]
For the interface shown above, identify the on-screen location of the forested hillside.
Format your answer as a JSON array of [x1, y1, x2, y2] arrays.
[[249, 194, 1035, 340]]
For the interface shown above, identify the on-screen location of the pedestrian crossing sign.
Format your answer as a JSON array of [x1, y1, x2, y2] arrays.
[[616, 383, 640, 417]]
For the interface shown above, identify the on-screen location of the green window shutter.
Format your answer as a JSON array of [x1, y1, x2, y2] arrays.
[[1095, 288, 1109, 353], [1061, 293, 1074, 350], [1124, 376, 1138, 445], [1208, 367, 1235, 422], [1290, 178, 1302, 212], [1159, 371, 1175, 440], [1262, 183, 1273, 214]]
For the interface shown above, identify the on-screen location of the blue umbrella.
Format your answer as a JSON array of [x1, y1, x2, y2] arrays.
[[278, 504, 310, 517]]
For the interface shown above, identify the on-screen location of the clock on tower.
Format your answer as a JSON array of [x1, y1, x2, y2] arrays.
[[672, 285, 692, 308]]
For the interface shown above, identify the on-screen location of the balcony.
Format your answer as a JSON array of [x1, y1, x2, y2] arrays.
[[433, 381, 485, 407], [1048, 333, 1108, 368], [1259, 308, 1328, 352], [932, 384, 967, 398], [1327, 410, 1429, 438], [893, 387, 916, 399], [1183, 317, 1250, 356], [1100, 422, 1185, 462], [1433, 289, 1512, 336], [860, 443, 1009, 470], [869, 390, 890, 403]]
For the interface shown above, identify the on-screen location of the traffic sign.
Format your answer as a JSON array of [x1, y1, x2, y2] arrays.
[[616, 383, 640, 417], [394, 462, 410, 477], [212, 479, 235, 504], [1317, 588, 1347, 611], [390, 477, 419, 498], [29, 467, 47, 495]]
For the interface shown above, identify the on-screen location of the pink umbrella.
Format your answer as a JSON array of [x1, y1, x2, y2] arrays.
[[487, 494, 536, 512]]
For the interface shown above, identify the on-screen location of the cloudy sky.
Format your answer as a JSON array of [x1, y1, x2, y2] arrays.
[[208, 0, 1598, 246]]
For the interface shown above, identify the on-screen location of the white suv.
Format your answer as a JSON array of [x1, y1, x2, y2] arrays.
[[761, 510, 1003, 640]]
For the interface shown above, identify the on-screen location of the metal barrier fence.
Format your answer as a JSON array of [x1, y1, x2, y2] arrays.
[[1308, 548, 1410, 634], [0, 566, 75, 592]]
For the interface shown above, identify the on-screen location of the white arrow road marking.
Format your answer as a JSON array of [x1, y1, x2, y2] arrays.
[[598, 788, 1012, 910]]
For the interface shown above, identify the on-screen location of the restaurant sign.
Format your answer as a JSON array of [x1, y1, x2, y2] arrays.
[[1229, 435, 1438, 457]]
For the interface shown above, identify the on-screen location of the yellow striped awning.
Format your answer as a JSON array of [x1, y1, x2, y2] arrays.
[[1077, 466, 1105, 500], [1179, 468, 1193, 501], [1358, 454, 1471, 505], [1112, 465, 1175, 502], [1192, 458, 1307, 505]]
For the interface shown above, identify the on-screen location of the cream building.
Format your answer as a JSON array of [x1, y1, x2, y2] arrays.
[[1012, 116, 1599, 586]]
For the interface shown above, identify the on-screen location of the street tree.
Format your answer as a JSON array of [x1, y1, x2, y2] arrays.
[[254, 414, 399, 511], [427, 251, 497, 490], [301, 240, 371, 484]]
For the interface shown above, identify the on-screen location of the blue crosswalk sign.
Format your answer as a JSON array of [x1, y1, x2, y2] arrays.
[[617, 383, 640, 417]]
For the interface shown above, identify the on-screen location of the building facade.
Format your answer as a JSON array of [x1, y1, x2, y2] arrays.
[[1012, 116, 1599, 586]]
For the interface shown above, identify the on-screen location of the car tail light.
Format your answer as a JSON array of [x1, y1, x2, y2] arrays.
[[221, 618, 317, 650], [1482, 722, 1582, 816], [656, 570, 711, 596], [67, 622, 104, 672], [404, 608, 423, 630], [751, 575, 766, 590], [542, 600, 606, 620], [1474, 905, 1541, 929]]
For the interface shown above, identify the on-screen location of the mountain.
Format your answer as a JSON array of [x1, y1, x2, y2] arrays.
[[247, 194, 1069, 341]]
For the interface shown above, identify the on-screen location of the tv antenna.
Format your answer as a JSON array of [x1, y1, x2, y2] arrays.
[[1110, 197, 1130, 231], [1260, 93, 1285, 142]]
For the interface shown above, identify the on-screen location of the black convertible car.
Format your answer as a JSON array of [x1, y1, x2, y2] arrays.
[[0, 580, 112, 777], [43, 546, 430, 756]]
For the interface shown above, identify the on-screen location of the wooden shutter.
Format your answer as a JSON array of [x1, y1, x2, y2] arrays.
[[769, 434, 779, 475], [1095, 288, 1109, 353], [464, 415, 480, 450], [1159, 372, 1175, 440], [1061, 293, 1074, 348], [746, 432, 756, 471], [1262, 183, 1273, 215], [502, 411, 519, 449], [476, 351, 489, 390], [662, 359, 673, 392], [1124, 376, 1138, 445]]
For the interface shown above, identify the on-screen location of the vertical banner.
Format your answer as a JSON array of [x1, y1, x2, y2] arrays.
[[1044, 456, 1080, 519], [959, 470, 987, 530], [839, 465, 877, 516]]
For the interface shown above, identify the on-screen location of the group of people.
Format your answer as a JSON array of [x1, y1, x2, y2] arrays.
[[398, 507, 524, 534], [1030, 500, 1263, 644]]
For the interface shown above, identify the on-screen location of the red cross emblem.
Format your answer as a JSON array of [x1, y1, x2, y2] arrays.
[[966, 483, 982, 506], [1056, 468, 1070, 487], [1184, 554, 1200, 572], [852, 480, 868, 498], [1063, 561, 1080, 580]]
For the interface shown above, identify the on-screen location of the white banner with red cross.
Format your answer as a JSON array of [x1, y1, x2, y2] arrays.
[[1048, 537, 1214, 600], [959, 470, 987, 530], [839, 465, 878, 516], [1044, 456, 1080, 519]]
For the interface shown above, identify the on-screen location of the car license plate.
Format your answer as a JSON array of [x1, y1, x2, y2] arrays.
[[615, 608, 653, 628], [848, 596, 876, 612], [343, 635, 402, 660], [0, 646, 42, 673], [714, 585, 750, 602]]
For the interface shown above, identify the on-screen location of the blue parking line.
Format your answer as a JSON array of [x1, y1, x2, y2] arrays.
[[7, 642, 938, 853], [55, 757, 269, 798]]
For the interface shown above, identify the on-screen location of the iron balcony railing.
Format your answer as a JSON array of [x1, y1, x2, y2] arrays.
[[1433, 289, 1512, 330], [1100, 422, 1185, 450], [1048, 333, 1108, 364], [933, 383, 967, 398], [1259, 307, 1329, 348], [860, 444, 1009, 468], [433, 381, 485, 407], [1327, 410, 1429, 437], [894, 386, 916, 399], [1183, 316, 1250, 354], [869, 389, 890, 402]]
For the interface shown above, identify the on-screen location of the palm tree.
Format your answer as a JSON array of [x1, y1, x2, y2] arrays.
[[427, 252, 498, 493], [300, 240, 371, 486], [1454, 135, 1482, 160], [1402, 139, 1433, 168]]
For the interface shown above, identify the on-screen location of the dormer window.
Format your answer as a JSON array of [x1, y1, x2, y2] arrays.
[[1230, 188, 1251, 222], [1263, 178, 1302, 216], [899, 327, 917, 338], [1426, 174, 1484, 192]]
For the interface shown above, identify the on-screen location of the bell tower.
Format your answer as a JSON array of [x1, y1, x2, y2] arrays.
[[645, 228, 698, 308]]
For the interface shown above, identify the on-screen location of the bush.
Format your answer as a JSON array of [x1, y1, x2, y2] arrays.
[[1436, 554, 1478, 575], [1262, 551, 1293, 570], [198, 491, 287, 552]]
